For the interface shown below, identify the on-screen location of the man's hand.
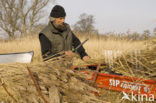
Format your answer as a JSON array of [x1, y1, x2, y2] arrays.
[[82, 56, 90, 61], [65, 51, 74, 56], [65, 51, 90, 61]]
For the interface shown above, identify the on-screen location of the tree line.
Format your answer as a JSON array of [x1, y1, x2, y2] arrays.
[[72, 13, 156, 41]]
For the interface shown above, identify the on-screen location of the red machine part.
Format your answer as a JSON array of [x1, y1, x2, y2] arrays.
[[91, 72, 156, 99], [71, 64, 156, 99]]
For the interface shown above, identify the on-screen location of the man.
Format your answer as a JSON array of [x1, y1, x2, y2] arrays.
[[39, 5, 90, 61]]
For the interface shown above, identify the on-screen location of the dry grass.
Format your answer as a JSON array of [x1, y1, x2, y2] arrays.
[[0, 34, 155, 103], [0, 34, 147, 68], [81, 37, 146, 59], [73, 35, 147, 66], [0, 34, 146, 62], [0, 36, 42, 62]]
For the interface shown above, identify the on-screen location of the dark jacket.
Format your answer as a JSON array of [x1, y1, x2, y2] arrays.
[[39, 22, 88, 59]]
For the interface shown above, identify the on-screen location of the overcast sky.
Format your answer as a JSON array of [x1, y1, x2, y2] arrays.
[[44, 0, 156, 34]]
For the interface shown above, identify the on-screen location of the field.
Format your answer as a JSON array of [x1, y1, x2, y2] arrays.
[[0, 34, 146, 61], [0, 34, 155, 103]]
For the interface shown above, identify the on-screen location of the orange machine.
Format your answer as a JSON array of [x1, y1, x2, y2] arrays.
[[71, 64, 156, 99]]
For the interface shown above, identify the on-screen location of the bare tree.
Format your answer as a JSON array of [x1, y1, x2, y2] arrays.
[[131, 32, 140, 40], [153, 27, 156, 37], [143, 29, 150, 40], [0, 0, 20, 39], [73, 13, 96, 33], [0, 0, 55, 39], [19, 0, 55, 37]]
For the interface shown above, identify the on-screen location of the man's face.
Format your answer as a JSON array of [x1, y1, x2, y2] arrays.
[[53, 17, 66, 31], [55, 17, 65, 26]]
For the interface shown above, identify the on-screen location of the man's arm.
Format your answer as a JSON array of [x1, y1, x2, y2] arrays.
[[72, 32, 88, 59], [39, 33, 51, 56]]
